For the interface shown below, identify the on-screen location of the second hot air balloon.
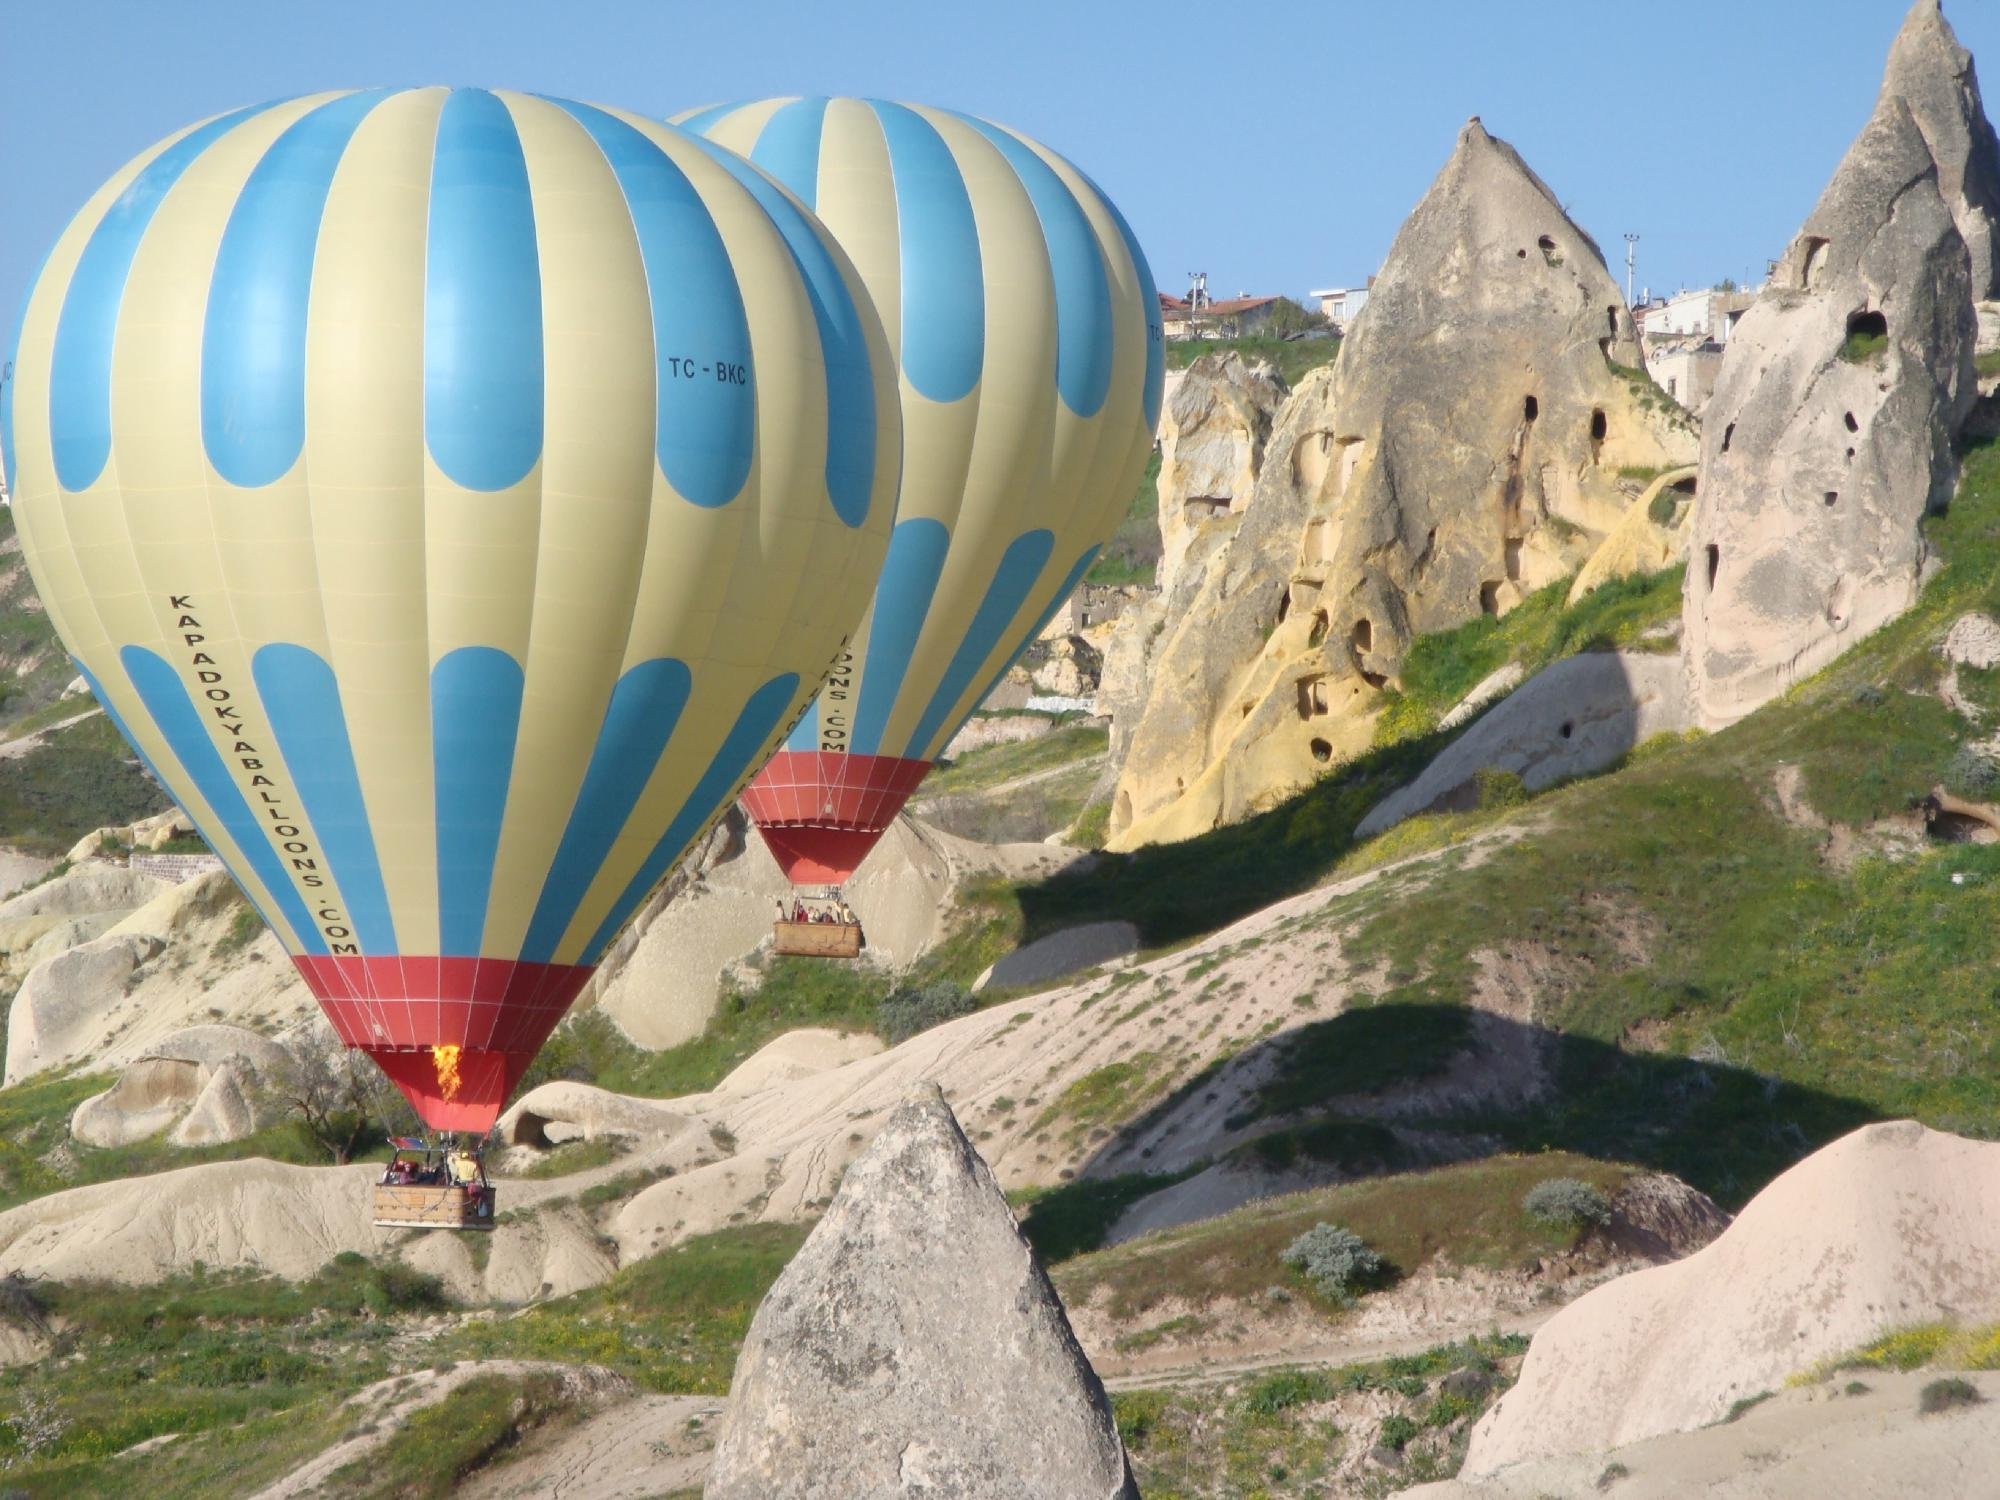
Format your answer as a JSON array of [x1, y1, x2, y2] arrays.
[[2, 89, 900, 1136], [678, 99, 1162, 932]]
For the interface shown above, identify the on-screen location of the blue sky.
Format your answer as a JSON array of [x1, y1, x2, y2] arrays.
[[2, 0, 1993, 326]]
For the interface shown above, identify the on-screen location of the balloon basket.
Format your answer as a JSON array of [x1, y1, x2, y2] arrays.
[[372, 1182, 496, 1232], [772, 919, 864, 959], [373, 1137, 496, 1231]]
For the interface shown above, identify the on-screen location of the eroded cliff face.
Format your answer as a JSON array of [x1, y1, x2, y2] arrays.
[[1154, 352, 1287, 594], [1106, 120, 1695, 848], [1684, 69, 1981, 726]]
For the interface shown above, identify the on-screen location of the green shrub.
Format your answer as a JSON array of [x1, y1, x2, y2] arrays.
[[1279, 1222, 1383, 1303], [1523, 1177, 1613, 1231], [1377, 1412, 1421, 1450], [1241, 1368, 1336, 1415], [1839, 328, 1889, 363], [876, 981, 977, 1044], [1474, 767, 1529, 811], [1944, 744, 2000, 800], [1647, 488, 1680, 527], [1919, 1376, 1983, 1414]]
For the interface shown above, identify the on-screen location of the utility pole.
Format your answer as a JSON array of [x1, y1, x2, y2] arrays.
[[1623, 234, 1640, 307]]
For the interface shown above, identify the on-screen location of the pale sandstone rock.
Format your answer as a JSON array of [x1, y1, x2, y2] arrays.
[[5, 933, 165, 1084], [1357, 652, 1689, 838], [1883, 0, 2000, 300], [1109, 121, 1694, 849], [703, 1084, 1136, 1499], [1685, 28, 1984, 726], [1155, 351, 1286, 593], [1943, 610, 2000, 666], [1463, 1121, 2000, 1475], [1438, 662, 1528, 731], [1567, 466, 1699, 605], [1029, 634, 1102, 699]]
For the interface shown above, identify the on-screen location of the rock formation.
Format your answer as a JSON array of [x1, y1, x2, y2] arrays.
[[703, 1083, 1136, 1500], [1883, 0, 2000, 302], [1106, 121, 1695, 847], [1463, 1121, 2000, 1476], [1354, 651, 1690, 838], [1567, 467, 1698, 605], [69, 1024, 291, 1148], [1154, 351, 1286, 592], [1684, 14, 1987, 727]]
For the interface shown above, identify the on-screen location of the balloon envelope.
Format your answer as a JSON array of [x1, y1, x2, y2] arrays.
[[3, 88, 899, 1129], [680, 98, 1162, 885]]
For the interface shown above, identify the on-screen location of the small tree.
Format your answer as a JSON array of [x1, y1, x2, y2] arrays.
[[1523, 1177, 1614, 1231], [1258, 295, 1331, 339], [266, 1032, 414, 1164], [877, 981, 977, 1044], [1280, 1222, 1383, 1303]]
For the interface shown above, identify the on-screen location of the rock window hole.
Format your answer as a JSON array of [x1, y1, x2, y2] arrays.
[[1824, 491, 1838, 508], [1277, 589, 1291, 623], [1296, 675, 1330, 720], [1480, 580, 1503, 616], [1799, 236, 1830, 290], [1607, 306, 1620, 340], [1308, 609, 1330, 648], [1722, 422, 1735, 453], [1706, 544, 1720, 590], [1504, 538, 1524, 581], [1353, 617, 1373, 653], [1537, 235, 1559, 266], [1846, 309, 1887, 344], [1844, 411, 1859, 433], [1516, 247, 1527, 259], [1523, 394, 1539, 423], [1310, 738, 1333, 763], [1560, 721, 1575, 740]]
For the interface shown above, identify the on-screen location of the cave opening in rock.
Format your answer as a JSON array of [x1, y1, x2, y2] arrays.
[[1296, 675, 1330, 720], [1798, 236, 1831, 289], [1824, 491, 1838, 508], [1590, 409, 1607, 445], [1706, 544, 1720, 590], [1480, 580, 1502, 616], [1722, 422, 1735, 453], [1310, 738, 1333, 763], [1606, 306, 1619, 340], [1523, 394, 1539, 423], [1308, 609, 1330, 648], [1846, 309, 1887, 344], [1560, 721, 1574, 740], [1277, 589, 1290, 623], [1504, 537, 1523, 581], [1537, 235, 1559, 265], [1353, 617, 1372, 653], [1844, 411, 1859, 433]]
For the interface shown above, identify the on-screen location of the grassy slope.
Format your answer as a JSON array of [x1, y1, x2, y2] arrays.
[[0, 711, 169, 854], [1050, 1154, 1633, 1318], [1086, 447, 1164, 587], [1165, 334, 1342, 388], [0, 508, 79, 732], [0, 1224, 798, 1496]]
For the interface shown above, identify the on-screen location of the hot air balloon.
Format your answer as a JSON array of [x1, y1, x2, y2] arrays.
[[1, 89, 900, 1152], [676, 99, 1163, 949]]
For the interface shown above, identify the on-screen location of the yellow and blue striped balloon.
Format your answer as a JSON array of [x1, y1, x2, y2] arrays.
[[680, 97, 1162, 885], [1, 88, 900, 1129]]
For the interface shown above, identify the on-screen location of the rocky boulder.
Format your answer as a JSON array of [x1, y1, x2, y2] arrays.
[[1155, 351, 1287, 592], [5, 933, 165, 1084], [1463, 1121, 2000, 1476], [1108, 121, 1695, 849], [704, 1083, 1136, 1499], [1356, 651, 1690, 838], [1883, 0, 2000, 301], [69, 1024, 292, 1148], [1684, 29, 1984, 726]]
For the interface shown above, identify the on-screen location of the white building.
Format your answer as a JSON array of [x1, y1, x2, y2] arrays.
[[1308, 282, 1371, 327], [1640, 286, 1755, 344]]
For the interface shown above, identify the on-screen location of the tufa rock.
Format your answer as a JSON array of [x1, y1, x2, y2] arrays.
[[1882, 0, 2000, 301], [1567, 467, 1699, 606], [704, 1083, 1136, 1500], [1106, 121, 1695, 848], [1463, 1121, 2000, 1475], [1683, 91, 1977, 727], [1155, 351, 1287, 592], [1355, 652, 1690, 839]]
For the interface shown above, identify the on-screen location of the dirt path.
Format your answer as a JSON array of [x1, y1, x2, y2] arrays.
[[0, 706, 99, 758], [1098, 1307, 1557, 1392]]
